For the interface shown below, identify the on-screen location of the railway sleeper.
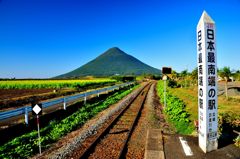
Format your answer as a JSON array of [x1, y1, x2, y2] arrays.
[[77, 83, 152, 159]]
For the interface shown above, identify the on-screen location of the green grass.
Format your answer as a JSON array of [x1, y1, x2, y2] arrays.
[[168, 87, 198, 122], [168, 85, 240, 121], [162, 81, 240, 146], [157, 81, 194, 135]]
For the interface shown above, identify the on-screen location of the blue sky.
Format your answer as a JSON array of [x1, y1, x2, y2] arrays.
[[0, 0, 239, 78]]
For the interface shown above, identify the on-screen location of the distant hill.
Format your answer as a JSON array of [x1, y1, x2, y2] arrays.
[[56, 47, 161, 78]]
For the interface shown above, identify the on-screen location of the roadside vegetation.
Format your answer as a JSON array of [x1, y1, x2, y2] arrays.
[[0, 84, 139, 158], [157, 81, 194, 135]]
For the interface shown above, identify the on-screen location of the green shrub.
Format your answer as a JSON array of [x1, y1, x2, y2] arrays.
[[167, 79, 179, 88], [234, 136, 240, 148], [218, 112, 240, 146]]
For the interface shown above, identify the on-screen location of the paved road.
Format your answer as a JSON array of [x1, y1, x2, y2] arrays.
[[164, 134, 240, 159]]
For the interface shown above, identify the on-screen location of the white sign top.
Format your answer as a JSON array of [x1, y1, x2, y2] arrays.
[[162, 75, 167, 81], [197, 11, 218, 153], [33, 104, 42, 115]]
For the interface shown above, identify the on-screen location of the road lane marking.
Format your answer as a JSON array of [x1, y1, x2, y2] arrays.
[[179, 137, 193, 156]]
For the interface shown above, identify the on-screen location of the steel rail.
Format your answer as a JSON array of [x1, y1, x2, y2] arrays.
[[117, 83, 150, 159], [78, 82, 151, 159]]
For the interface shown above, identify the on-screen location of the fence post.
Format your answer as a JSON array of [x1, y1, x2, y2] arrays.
[[25, 107, 29, 125], [97, 90, 99, 97], [106, 88, 108, 94], [63, 98, 66, 110], [84, 93, 87, 105], [164, 80, 167, 108]]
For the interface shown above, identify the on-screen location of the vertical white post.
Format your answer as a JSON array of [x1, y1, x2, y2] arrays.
[[37, 115, 41, 154], [163, 75, 167, 108], [97, 90, 100, 97], [106, 88, 108, 94], [24, 107, 29, 125], [197, 11, 218, 153], [84, 93, 87, 105], [63, 98, 66, 110], [164, 80, 166, 108]]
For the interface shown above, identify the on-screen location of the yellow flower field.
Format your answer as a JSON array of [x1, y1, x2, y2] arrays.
[[0, 79, 116, 89]]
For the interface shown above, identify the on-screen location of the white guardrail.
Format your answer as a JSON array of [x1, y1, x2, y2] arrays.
[[0, 82, 134, 124]]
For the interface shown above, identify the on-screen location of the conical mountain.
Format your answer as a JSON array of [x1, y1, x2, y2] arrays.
[[56, 47, 161, 78]]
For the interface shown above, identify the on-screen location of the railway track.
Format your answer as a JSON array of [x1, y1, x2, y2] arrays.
[[69, 82, 152, 159]]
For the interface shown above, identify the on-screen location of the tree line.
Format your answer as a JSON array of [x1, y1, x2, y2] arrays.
[[168, 66, 240, 99]]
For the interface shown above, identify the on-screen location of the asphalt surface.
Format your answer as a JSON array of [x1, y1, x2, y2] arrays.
[[163, 134, 240, 159]]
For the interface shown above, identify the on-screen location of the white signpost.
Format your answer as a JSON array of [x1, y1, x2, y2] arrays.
[[162, 67, 171, 109], [197, 11, 218, 153], [162, 75, 167, 108], [32, 104, 42, 154]]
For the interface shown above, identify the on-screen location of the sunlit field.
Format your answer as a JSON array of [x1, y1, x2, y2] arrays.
[[0, 79, 116, 89]]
